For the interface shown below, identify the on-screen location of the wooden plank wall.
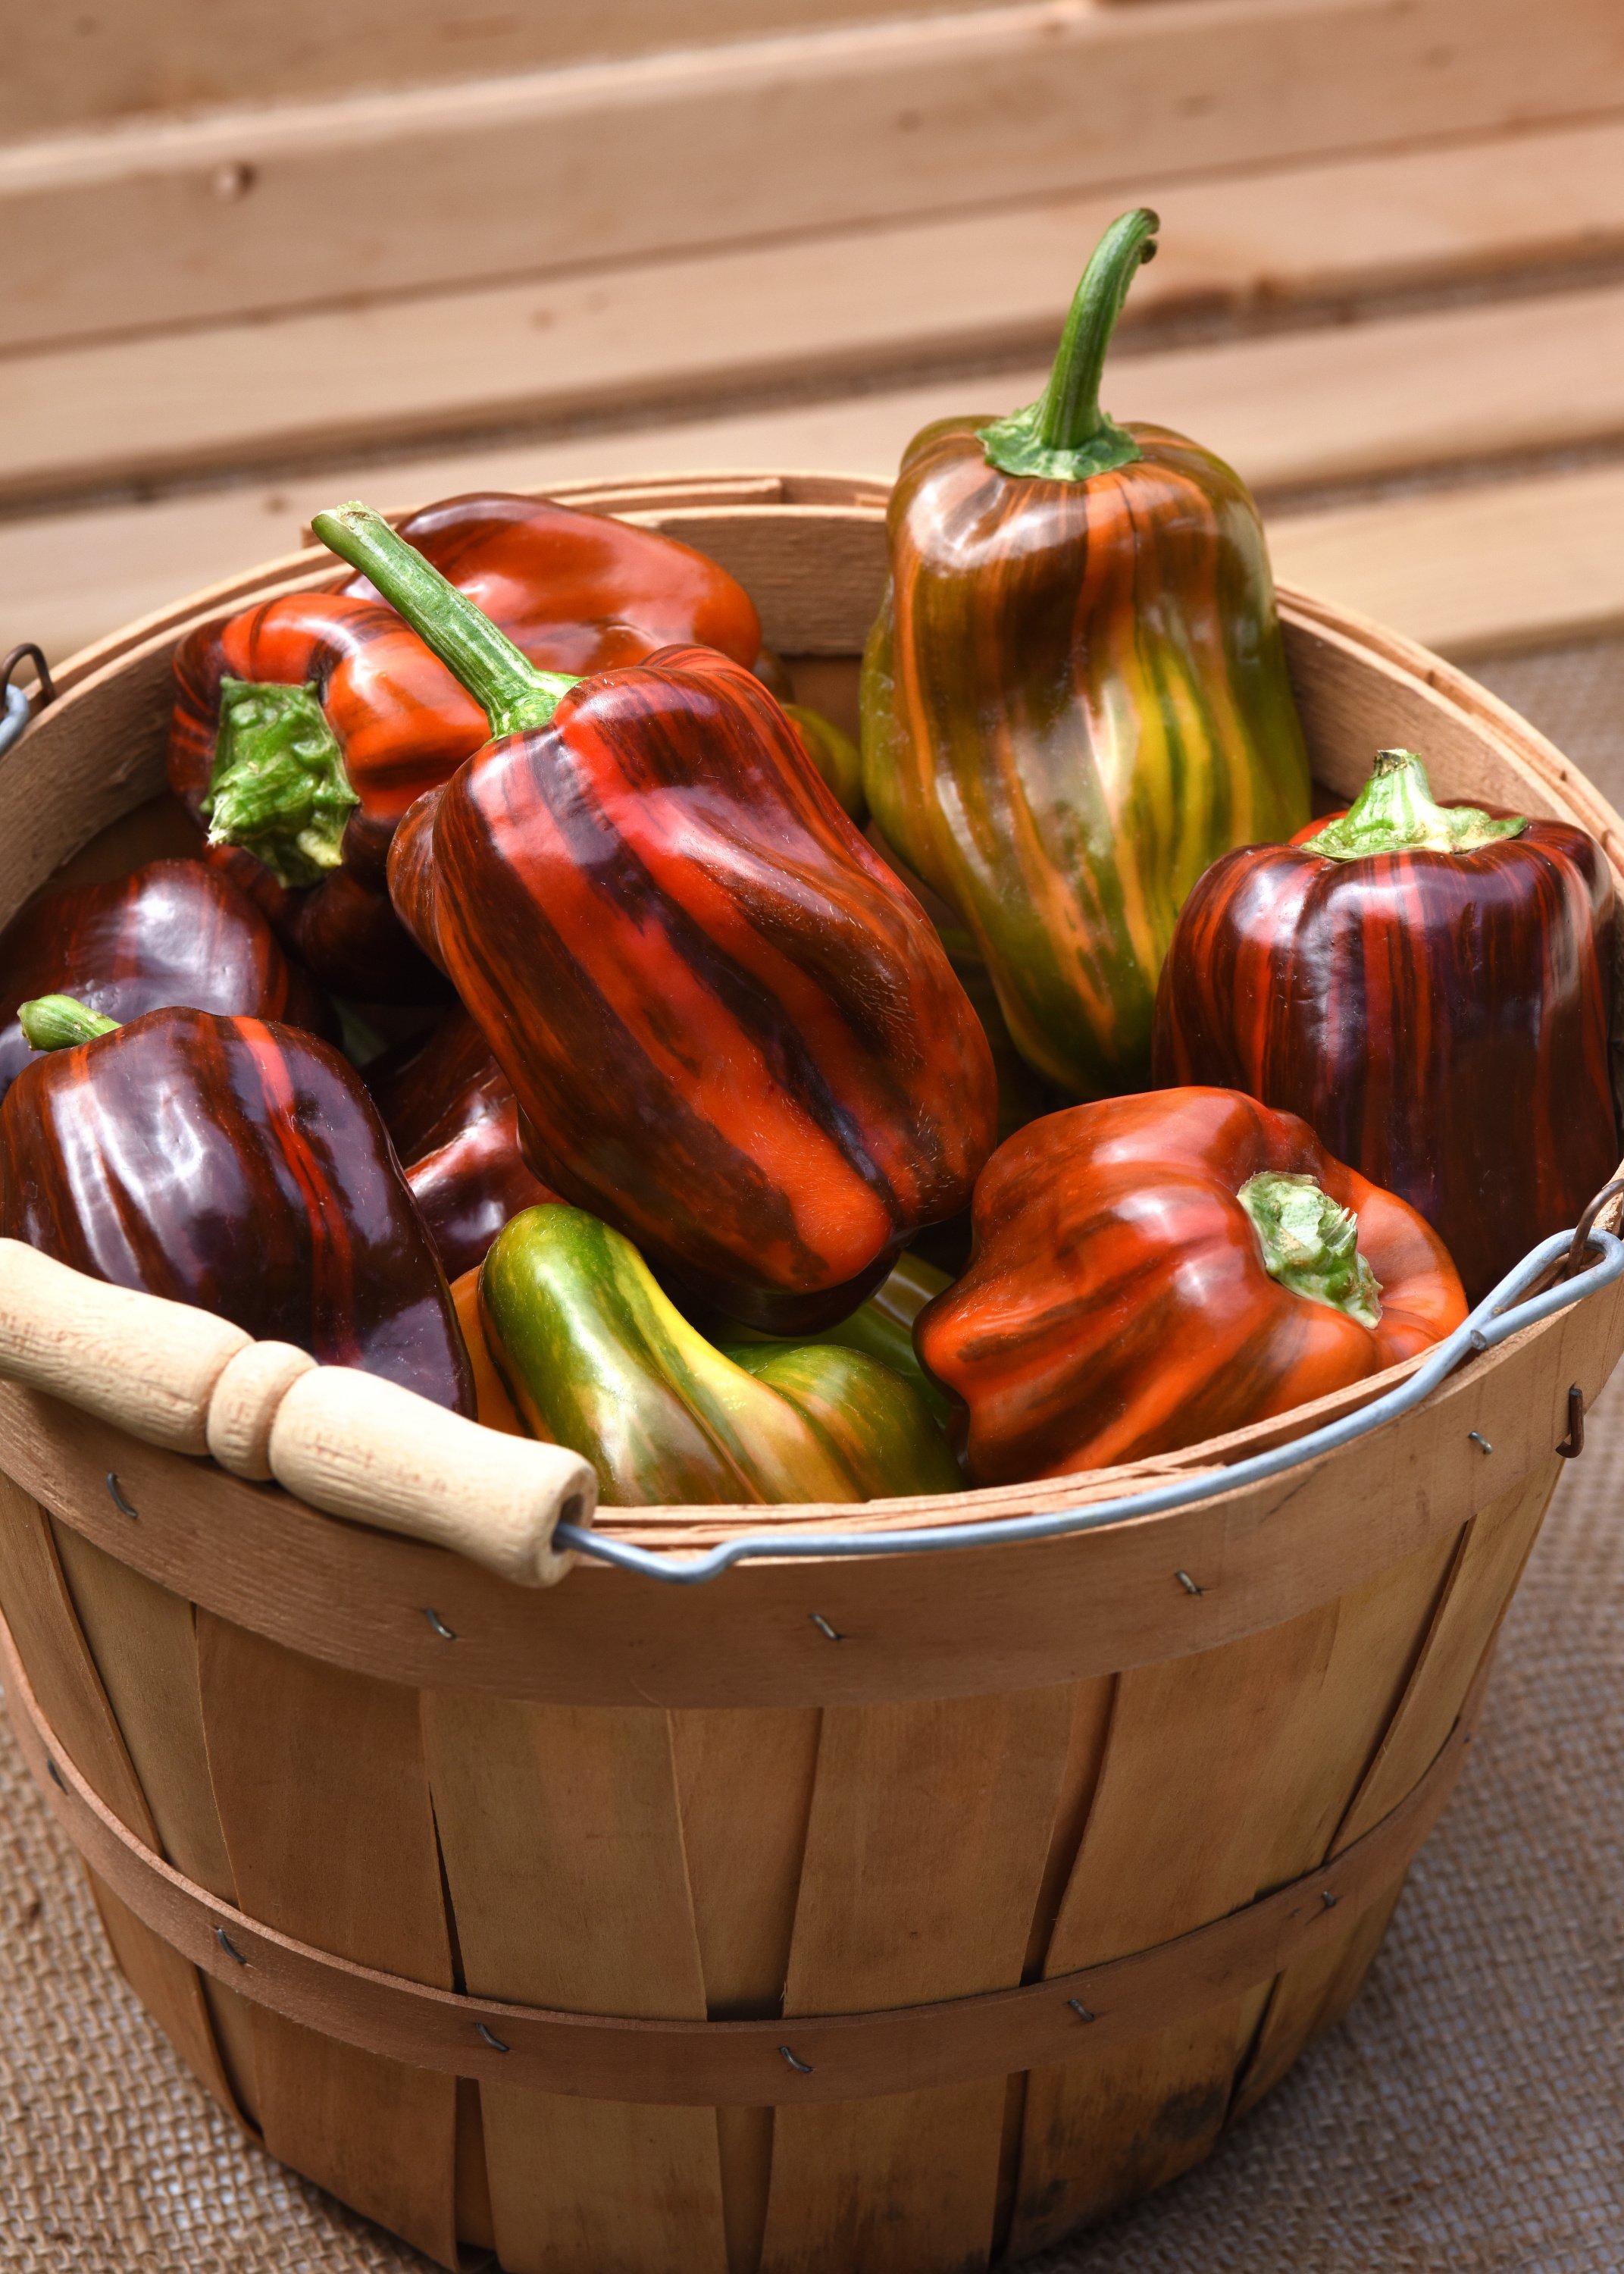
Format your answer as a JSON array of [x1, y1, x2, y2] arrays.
[[6, 0, 1624, 664]]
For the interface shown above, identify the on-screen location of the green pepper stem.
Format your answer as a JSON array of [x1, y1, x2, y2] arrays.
[[978, 208, 1159, 483], [1238, 1171, 1381, 1328], [1302, 749, 1526, 862], [19, 995, 120, 1051], [203, 676, 358, 888], [310, 503, 580, 738]]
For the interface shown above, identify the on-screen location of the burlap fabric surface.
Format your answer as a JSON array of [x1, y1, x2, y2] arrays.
[[2, 638, 1623, 2270]]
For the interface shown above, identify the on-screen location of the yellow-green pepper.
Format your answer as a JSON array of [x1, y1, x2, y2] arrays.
[[479, 1203, 962, 1505]]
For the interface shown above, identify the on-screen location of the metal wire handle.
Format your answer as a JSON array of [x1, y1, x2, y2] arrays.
[[555, 1217, 1624, 1586], [0, 643, 52, 760]]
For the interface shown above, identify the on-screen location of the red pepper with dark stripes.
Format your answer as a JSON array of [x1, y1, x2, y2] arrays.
[[917, 1087, 1466, 1482], [368, 1007, 558, 1281], [0, 857, 332, 1104], [313, 500, 998, 1333], [0, 995, 472, 1411], [168, 491, 764, 999], [1151, 748, 1619, 1302]]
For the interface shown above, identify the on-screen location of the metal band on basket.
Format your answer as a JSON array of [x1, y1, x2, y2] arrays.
[[1, 1599, 1488, 2107], [556, 1221, 1624, 1584]]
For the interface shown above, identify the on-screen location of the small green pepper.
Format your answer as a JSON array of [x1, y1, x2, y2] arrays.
[[480, 1204, 962, 1505], [719, 1250, 957, 1425]]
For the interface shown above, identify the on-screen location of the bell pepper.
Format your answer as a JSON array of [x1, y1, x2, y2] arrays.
[[1, 995, 472, 1413], [0, 857, 332, 1104], [369, 1007, 559, 1281], [916, 1087, 1466, 1484], [477, 1202, 962, 1504], [861, 208, 1310, 1099], [718, 1249, 956, 1427], [450, 1264, 526, 1436], [784, 703, 865, 820], [311, 500, 997, 1334], [168, 490, 764, 999], [1151, 748, 1619, 1302]]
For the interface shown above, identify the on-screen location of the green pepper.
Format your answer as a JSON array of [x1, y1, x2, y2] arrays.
[[862, 208, 1310, 1098], [783, 703, 865, 821], [718, 1250, 956, 1425], [479, 1203, 962, 1505]]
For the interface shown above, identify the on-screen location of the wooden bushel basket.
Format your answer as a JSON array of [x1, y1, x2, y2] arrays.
[[2, 472, 1622, 2274]]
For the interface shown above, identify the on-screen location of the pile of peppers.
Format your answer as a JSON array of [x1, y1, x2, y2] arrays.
[[2, 206, 1613, 1511]]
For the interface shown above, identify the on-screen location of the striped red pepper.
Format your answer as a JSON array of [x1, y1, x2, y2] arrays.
[[917, 1087, 1466, 1482], [0, 857, 331, 1104], [2, 996, 471, 1412], [168, 491, 763, 999], [1152, 749, 1619, 1301], [368, 1007, 558, 1282], [313, 500, 998, 1333]]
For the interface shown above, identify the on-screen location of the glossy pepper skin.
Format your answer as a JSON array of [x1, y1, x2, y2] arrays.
[[168, 490, 763, 998], [478, 1203, 962, 1505], [1152, 750, 1619, 1303], [718, 1250, 956, 1427], [0, 857, 331, 1103], [917, 1088, 1466, 1484], [369, 1007, 559, 1281], [0, 1004, 473, 1413], [312, 502, 997, 1335], [862, 210, 1310, 1098]]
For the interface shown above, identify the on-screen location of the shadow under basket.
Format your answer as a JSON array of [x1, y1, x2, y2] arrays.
[[2, 470, 1622, 2274]]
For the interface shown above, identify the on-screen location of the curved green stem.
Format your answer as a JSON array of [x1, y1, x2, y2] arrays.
[[979, 207, 1159, 483], [311, 503, 580, 738], [1303, 749, 1525, 862], [19, 995, 119, 1051], [1238, 1171, 1381, 1327]]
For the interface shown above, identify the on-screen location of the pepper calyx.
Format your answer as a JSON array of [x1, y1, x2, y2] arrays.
[[978, 208, 1159, 484], [1238, 1170, 1382, 1328], [202, 675, 360, 889], [18, 994, 120, 1051], [311, 503, 580, 740], [1302, 748, 1527, 863]]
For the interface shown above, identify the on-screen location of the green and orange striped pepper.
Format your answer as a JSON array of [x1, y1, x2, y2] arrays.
[[862, 208, 1311, 1097], [477, 1203, 962, 1505]]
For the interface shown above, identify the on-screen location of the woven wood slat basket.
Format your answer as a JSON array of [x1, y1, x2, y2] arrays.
[[1, 471, 1621, 2274]]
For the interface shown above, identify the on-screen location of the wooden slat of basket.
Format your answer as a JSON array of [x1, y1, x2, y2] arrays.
[[419, 1697, 727, 2271], [47, 1523, 259, 2121], [194, 1618, 458, 2267], [1231, 1454, 1563, 2121], [1010, 1527, 1461, 2251], [669, 1706, 822, 2274], [760, 1687, 1075, 2269], [0, 1475, 241, 2119], [1019, 1678, 1116, 1984]]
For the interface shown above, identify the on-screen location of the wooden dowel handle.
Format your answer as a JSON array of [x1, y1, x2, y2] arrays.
[[0, 1239, 249, 1455], [206, 1341, 317, 1480], [266, 1367, 598, 1587]]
